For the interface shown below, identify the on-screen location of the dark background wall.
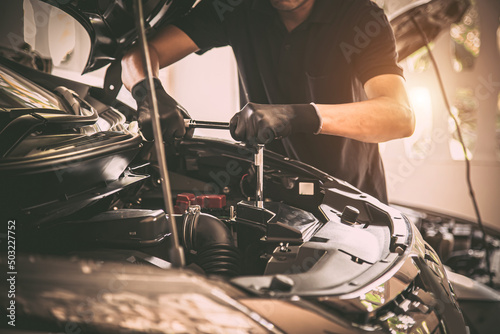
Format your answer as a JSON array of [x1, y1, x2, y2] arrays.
[[0, 2, 24, 50]]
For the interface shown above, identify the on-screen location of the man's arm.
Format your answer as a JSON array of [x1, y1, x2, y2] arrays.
[[121, 25, 199, 90], [316, 74, 415, 143], [121, 25, 200, 140], [230, 74, 415, 144]]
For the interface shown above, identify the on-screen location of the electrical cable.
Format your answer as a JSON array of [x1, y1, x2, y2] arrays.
[[239, 173, 250, 199], [411, 17, 493, 286]]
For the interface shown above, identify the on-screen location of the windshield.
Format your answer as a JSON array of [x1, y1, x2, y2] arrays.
[[0, 65, 65, 110]]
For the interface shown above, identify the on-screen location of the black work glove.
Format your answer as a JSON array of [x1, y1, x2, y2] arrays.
[[229, 102, 321, 144], [131, 78, 192, 142]]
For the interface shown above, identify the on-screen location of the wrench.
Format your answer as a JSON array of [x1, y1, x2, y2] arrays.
[[185, 119, 265, 208], [184, 119, 230, 130]]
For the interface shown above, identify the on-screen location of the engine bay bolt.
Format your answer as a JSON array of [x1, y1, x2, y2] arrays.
[[341, 206, 360, 225], [229, 206, 236, 220], [223, 186, 230, 194], [279, 242, 290, 252]]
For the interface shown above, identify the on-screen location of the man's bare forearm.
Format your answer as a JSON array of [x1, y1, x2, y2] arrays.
[[316, 74, 415, 143], [121, 25, 199, 91], [121, 45, 161, 91], [317, 97, 414, 143]]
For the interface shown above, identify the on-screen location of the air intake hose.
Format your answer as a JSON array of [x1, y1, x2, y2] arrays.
[[182, 207, 240, 276]]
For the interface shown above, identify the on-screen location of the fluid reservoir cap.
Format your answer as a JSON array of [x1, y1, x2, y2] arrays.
[[341, 205, 360, 225], [269, 274, 294, 292]]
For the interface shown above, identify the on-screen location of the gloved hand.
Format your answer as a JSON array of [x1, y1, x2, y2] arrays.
[[229, 102, 321, 144], [131, 78, 192, 141]]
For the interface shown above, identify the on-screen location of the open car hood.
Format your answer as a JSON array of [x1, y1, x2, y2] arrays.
[[40, 0, 195, 73], [43, 0, 469, 73], [387, 0, 470, 61]]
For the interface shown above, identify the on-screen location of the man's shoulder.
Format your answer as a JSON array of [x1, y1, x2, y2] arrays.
[[194, 0, 254, 14], [313, 0, 386, 25], [190, 0, 254, 24]]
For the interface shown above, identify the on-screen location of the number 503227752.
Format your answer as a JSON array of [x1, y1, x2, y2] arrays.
[[7, 220, 16, 270]]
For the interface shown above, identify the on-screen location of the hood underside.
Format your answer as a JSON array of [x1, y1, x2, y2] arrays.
[[40, 0, 196, 73], [41, 0, 470, 73], [388, 0, 470, 61]]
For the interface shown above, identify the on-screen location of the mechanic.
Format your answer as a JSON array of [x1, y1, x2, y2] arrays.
[[121, 0, 415, 203]]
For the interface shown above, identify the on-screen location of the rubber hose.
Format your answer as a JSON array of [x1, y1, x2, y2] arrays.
[[183, 211, 240, 276]]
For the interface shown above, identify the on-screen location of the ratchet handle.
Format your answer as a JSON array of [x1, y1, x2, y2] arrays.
[[184, 119, 230, 130], [185, 119, 265, 208]]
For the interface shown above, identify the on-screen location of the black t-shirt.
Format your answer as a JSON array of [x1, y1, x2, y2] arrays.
[[173, 0, 403, 203]]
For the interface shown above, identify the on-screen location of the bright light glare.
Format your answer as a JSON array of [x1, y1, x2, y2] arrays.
[[405, 87, 433, 159], [409, 87, 433, 139]]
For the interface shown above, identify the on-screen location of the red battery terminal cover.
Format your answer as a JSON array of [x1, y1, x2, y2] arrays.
[[175, 193, 226, 213], [195, 194, 226, 209], [174, 193, 196, 214]]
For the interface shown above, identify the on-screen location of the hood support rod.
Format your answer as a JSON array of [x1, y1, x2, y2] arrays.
[[133, 0, 185, 268]]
